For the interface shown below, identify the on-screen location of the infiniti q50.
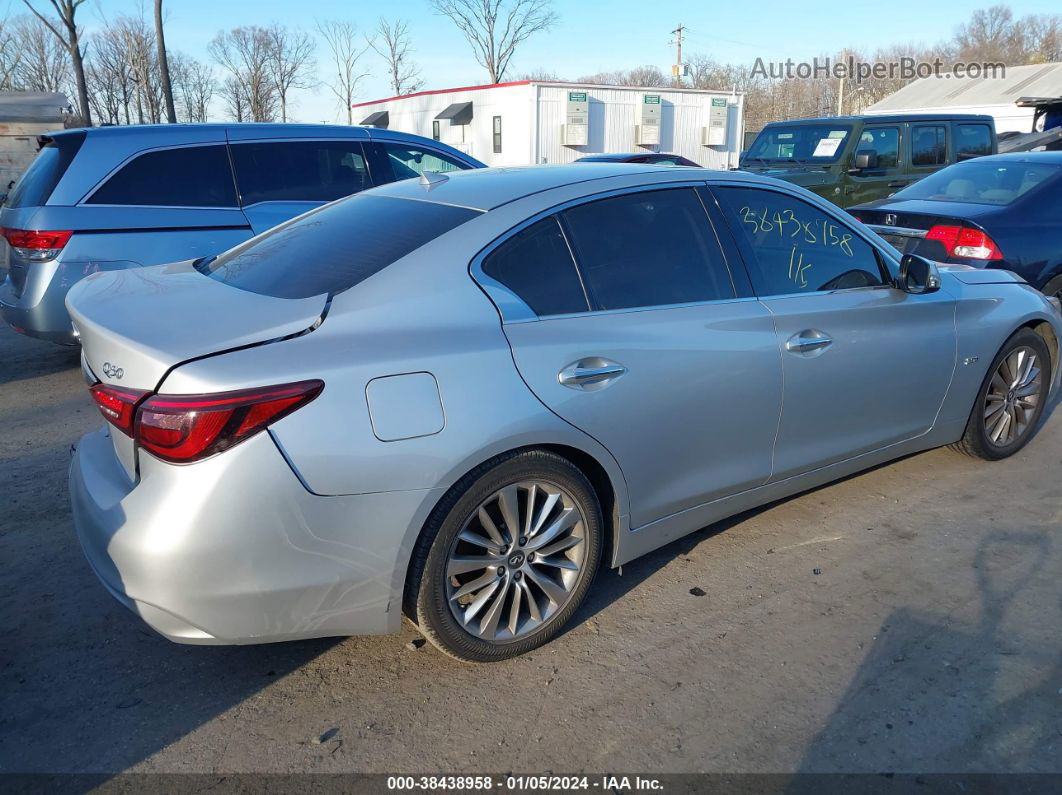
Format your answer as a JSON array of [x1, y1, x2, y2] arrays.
[[67, 164, 1061, 661]]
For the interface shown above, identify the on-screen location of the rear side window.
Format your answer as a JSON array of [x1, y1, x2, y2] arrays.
[[560, 188, 734, 311], [482, 217, 589, 316], [5, 132, 85, 208], [715, 186, 883, 296], [87, 145, 236, 207], [203, 194, 479, 299], [956, 124, 993, 158], [382, 143, 467, 181], [231, 140, 371, 205]]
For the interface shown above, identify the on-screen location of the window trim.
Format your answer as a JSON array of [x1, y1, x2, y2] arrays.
[[470, 181, 744, 322], [227, 138, 373, 208], [706, 181, 899, 300], [80, 141, 240, 209]]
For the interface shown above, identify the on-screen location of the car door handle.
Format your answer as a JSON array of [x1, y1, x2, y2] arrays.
[[786, 332, 833, 354], [558, 358, 627, 391], [887, 180, 909, 188]]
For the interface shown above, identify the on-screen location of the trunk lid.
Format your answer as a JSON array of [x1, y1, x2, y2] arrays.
[[850, 199, 1003, 258], [68, 259, 327, 392]]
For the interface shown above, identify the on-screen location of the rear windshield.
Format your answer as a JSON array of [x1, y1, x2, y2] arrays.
[[897, 161, 1059, 205], [744, 124, 852, 163], [202, 194, 480, 299], [4, 132, 85, 209]]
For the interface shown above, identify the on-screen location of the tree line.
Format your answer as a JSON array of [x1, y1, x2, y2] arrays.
[[0, 1, 1058, 132]]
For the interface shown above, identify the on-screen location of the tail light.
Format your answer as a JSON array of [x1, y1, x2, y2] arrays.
[[925, 225, 1003, 261], [90, 384, 149, 437], [90, 380, 323, 463], [1, 227, 72, 261]]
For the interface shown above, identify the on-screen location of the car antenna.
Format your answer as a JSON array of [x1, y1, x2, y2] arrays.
[[419, 171, 449, 189]]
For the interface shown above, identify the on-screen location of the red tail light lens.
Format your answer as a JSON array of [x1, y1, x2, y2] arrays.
[[1, 227, 72, 261], [90, 384, 149, 437], [135, 380, 323, 463], [925, 224, 1003, 261]]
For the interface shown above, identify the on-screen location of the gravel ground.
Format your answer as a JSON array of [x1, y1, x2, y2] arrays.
[[1, 321, 1060, 776]]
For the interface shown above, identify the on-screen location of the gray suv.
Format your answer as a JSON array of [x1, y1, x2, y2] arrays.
[[0, 123, 483, 344]]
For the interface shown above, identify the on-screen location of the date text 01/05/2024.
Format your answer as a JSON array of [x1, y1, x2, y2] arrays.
[[386, 775, 664, 791]]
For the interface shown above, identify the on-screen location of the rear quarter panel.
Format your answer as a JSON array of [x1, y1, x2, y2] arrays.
[[937, 274, 1062, 426]]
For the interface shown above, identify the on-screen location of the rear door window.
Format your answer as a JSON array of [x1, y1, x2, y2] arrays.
[[202, 194, 479, 298], [911, 125, 946, 166], [560, 188, 735, 311], [230, 140, 372, 205], [482, 217, 589, 316], [380, 143, 467, 181], [715, 186, 884, 295], [87, 145, 236, 207], [5, 132, 85, 208], [956, 124, 993, 158]]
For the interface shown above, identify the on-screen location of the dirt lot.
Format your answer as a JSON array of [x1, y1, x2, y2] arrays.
[[1, 321, 1060, 777]]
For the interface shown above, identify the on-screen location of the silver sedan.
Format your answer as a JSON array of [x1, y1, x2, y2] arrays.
[[67, 164, 1062, 661]]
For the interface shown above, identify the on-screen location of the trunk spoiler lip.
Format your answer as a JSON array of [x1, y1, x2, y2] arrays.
[[152, 293, 334, 393]]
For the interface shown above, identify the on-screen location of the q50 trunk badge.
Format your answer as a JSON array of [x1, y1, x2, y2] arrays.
[[102, 362, 124, 380]]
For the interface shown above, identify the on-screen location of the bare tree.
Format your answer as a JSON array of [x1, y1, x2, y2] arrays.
[[0, 20, 24, 89], [511, 67, 560, 81], [577, 65, 667, 87], [265, 24, 315, 122], [209, 27, 277, 122], [20, 0, 92, 125], [118, 14, 164, 123], [11, 15, 69, 94], [170, 54, 215, 122], [316, 19, 373, 125], [370, 18, 423, 96], [954, 4, 1024, 63], [219, 75, 248, 122], [154, 0, 177, 122], [429, 0, 556, 83]]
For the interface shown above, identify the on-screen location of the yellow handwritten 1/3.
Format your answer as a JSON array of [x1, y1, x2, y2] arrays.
[[739, 206, 854, 257], [788, 246, 811, 288]]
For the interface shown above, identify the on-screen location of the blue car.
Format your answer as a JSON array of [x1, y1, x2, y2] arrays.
[[849, 152, 1062, 298], [0, 124, 483, 344]]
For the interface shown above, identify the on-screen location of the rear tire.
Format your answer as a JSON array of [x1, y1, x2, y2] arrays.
[[951, 328, 1051, 460], [406, 449, 603, 663]]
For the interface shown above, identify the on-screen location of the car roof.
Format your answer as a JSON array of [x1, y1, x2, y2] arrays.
[[365, 163, 771, 211], [760, 113, 994, 125]]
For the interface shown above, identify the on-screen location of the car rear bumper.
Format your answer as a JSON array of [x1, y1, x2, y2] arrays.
[[70, 426, 435, 645], [1, 259, 80, 344]]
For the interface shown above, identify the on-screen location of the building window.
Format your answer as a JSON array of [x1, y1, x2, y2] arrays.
[[432, 120, 440, 141], [493, 116, 502, 154]]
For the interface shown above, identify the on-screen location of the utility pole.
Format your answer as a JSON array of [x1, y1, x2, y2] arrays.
[[836, 49, 847, 116], [671, 23, 685, 87]]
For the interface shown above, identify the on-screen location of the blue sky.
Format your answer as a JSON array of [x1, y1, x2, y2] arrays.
[[6, 0, 1061, 122]]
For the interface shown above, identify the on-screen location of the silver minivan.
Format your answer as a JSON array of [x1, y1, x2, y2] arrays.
[[0, 123, 483, 344]]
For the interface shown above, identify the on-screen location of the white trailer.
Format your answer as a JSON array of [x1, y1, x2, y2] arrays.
[[353, 80, 744, 169]]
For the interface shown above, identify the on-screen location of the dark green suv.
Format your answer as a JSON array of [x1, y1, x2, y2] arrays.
[[740, 114, 997, 208]]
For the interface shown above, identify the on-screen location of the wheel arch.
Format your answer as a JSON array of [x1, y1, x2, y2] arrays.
[[395, 438, 630, 624]]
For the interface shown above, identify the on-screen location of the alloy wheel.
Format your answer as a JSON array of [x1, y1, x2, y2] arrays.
[[445, 480, 587, 642], [984, 345, 1042, 447]]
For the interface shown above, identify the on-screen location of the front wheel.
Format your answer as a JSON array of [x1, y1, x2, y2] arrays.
[[952, 328, 1052, 460], [407, 449, 603, 662]]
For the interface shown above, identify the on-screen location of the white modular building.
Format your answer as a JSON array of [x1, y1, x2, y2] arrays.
[[352, 80, 745, 169]]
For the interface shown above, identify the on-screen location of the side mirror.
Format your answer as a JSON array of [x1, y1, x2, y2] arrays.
[[897, 254, 942, 294], [849, 150, 879, 173]]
